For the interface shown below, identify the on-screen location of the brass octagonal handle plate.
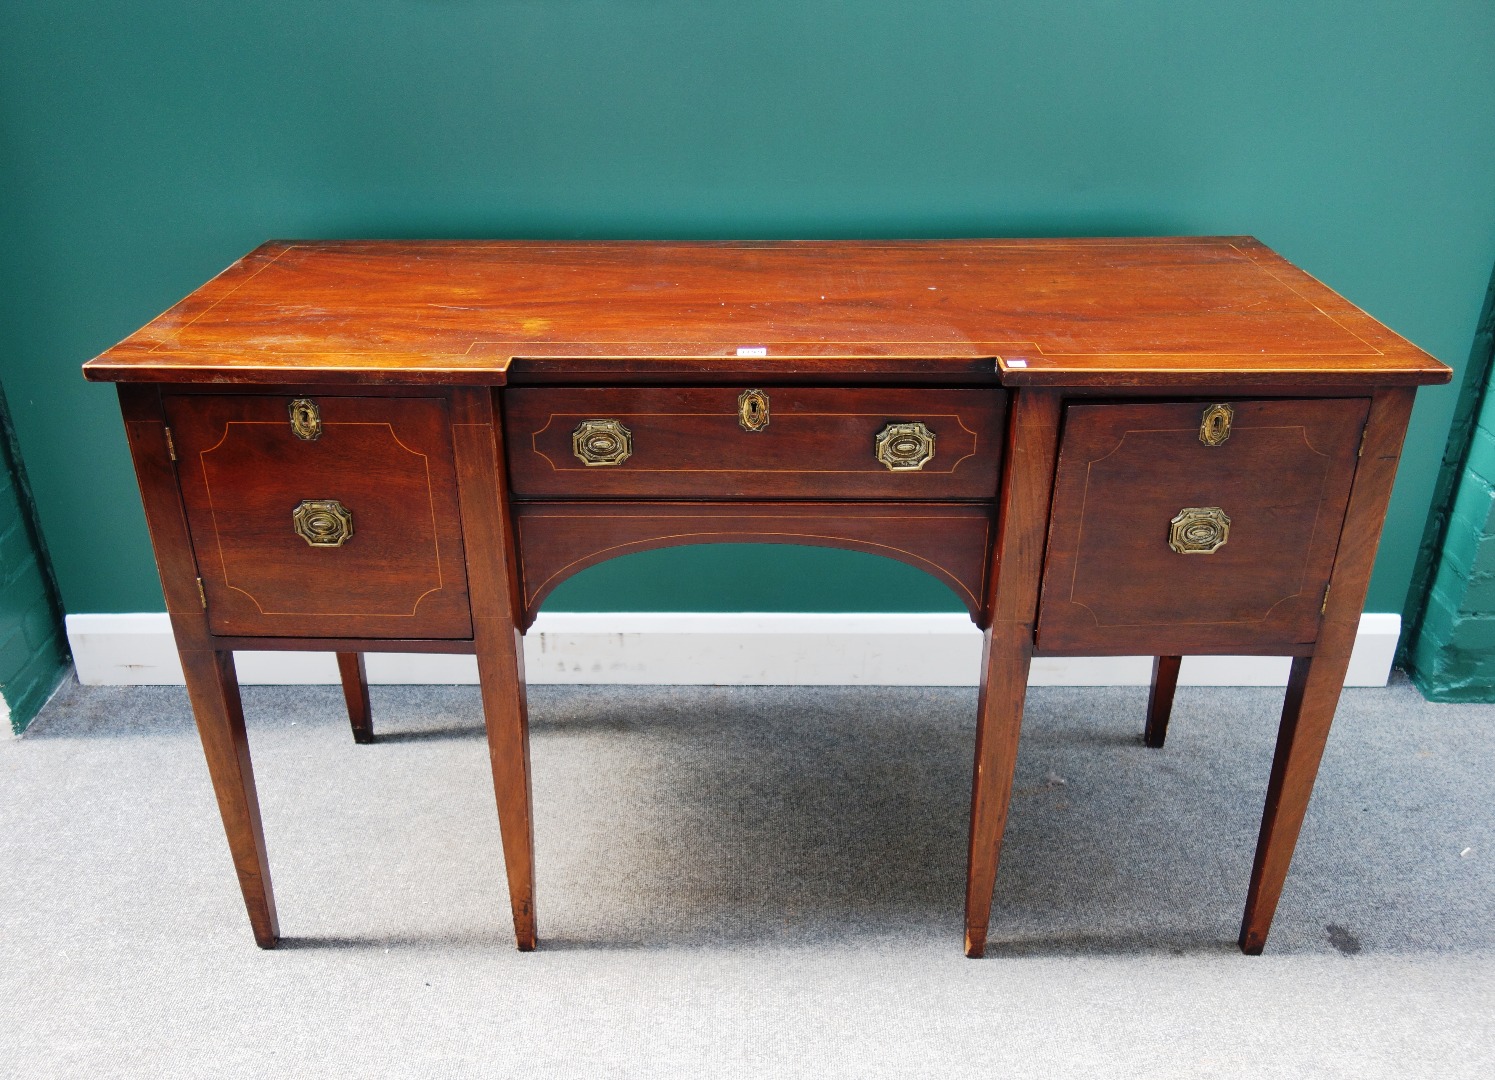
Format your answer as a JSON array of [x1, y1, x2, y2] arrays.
[[293, 499, 354, 548], [1168, 506, 1230, 554], [875, 422, 936, 471], [572, 419, 633, 466]]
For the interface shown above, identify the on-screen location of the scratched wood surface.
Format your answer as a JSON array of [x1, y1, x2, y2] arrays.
[[91, 242, 1451, 956], [83, 239, 1449, 388]]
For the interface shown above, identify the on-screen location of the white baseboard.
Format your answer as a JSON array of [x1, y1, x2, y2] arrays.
[[64, 612, 1402, 688]]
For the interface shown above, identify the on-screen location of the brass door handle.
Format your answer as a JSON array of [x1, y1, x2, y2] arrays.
[[1169, 506, 1230, 554], [293, 499, 354, 547], [875, 422, 936, 471], [572, 419, 632, 466]]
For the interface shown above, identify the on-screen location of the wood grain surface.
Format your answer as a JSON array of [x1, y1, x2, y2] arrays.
[[505, 386, 1005, 499], [964, 389, 1064, 958], [1237, 388, 1416, 954], [166, 393, 472, 639], [514, 501, 995, 626], [83, 239, 1450, 388], [117, 385, 281, 947], [95, 242, 1449, 956], [1036, 398, 1369, 655], [450, 387, 538, 951]]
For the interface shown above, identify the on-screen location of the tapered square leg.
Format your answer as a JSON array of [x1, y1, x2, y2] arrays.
[[450, 387, 538, 950], [965, 635, 1034, 958], [336, 652, 374, 744], [118, 386, 280, 948], [1238, 652, 1348, 953], [1238, 387, 1415, 954], [1144, 656, 1182, 748], [179, 644, 279, 948], [474, 621, 537, 950], [964, 389, 1062, 958]]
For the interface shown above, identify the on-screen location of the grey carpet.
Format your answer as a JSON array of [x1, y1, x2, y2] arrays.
[[1, 676, 1491, 1077]]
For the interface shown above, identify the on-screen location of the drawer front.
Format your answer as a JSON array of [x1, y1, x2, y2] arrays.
[[165, 394, 472, 639], [503, 387, 1005, 499], [1036, 398, 1369, 654]]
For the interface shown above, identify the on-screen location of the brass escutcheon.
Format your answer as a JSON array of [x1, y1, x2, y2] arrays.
[[738, 388, 770, 432], [1168, 506, 1230, 554], [293, 499, 353, 548], [289, 398, 322, 441], [1199, 402, 1234, 446], [572, 418, 633, 466], [875, 421, 936, 471]]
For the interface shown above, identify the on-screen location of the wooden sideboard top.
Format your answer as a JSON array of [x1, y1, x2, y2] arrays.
[[84, 237, 1450, 388]]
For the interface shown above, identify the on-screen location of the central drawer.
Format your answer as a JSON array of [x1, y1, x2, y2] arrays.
[[503, 387, 1006, 499]]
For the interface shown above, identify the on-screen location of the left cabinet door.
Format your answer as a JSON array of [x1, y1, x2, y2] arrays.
[[165, 394, 473, 639]]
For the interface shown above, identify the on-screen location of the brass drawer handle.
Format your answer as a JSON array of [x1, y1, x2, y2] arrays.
[[1169, 506, 1230, 554], [289, 398, 322, 441], [738, 388, 770, 432], [1200, 403, 1233, 446], [572, 419, 633, 466], [293, 499, 354, 548], [875, 422, 936, 471]]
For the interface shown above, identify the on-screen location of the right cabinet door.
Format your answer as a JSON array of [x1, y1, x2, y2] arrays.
[[1036, 398, 1369, 655]]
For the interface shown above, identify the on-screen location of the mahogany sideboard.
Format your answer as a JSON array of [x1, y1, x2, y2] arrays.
[[83, 238, 1451, 956]]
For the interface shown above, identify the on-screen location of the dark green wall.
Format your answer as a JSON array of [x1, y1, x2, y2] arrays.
[[0, 387, 68, 732], [3, 2, 1493, 618]]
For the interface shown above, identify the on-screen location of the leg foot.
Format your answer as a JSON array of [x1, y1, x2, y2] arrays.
[[964, 927, 988, 959], [336, 652, 374, 744], [1145, 655, 1182, 748]]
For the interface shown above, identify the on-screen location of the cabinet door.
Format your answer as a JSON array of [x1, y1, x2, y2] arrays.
[[165, 394, 472, 639], [1036, 398, 1368, 655]]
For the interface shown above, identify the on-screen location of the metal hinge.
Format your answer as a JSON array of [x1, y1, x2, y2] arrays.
[[1321, 584, 1331, 615], [164, 426, 177, 462], [196, 577, 207, 609], [1357, 427, 1368, 458]]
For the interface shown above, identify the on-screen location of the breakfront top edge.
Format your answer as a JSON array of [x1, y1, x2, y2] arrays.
[[83, 238, 1451, 388]]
